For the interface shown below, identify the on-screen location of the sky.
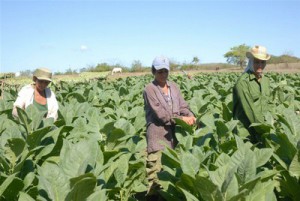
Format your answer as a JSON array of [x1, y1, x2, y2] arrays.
[[1, 0, 299, 73]]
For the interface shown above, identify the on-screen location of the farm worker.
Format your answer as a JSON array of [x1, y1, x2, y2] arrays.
[[143, 56, 196, 195], [233, 45, 272, 145], [12, 68, 59, 121]]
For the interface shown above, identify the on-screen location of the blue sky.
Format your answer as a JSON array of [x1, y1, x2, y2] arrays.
[[1, 0, 299, 73]]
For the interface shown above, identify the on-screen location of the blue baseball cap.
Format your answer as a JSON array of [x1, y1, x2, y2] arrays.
[[152, 56, 170, 71]]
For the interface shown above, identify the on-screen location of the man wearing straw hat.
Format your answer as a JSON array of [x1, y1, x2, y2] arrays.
[[12, 68, 59, 121], [233, 45, 272, 144]]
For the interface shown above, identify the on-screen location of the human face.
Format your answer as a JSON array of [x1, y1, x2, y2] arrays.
[[253, 58, 266, 79], [154, 69, 169, 85], [36, 79, 50, 92]]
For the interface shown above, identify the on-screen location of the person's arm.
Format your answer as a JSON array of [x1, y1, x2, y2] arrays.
[[143, 89, 172, 125], [178, 93, 196, 125], [12, 106, 20, 118], [46, 89, 59, 121], [172, 84, 196, 125], [12, 87, 28, 117]]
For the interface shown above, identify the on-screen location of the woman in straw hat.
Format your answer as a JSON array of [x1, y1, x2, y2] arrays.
[[12, 68, 59, 121], [233, 45, 272, 145]]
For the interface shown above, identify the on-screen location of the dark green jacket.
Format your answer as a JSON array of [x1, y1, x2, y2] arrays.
[[233, 72, 271, 136]]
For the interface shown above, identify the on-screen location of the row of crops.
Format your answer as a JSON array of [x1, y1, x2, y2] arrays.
[[0, 72, 299, 201]]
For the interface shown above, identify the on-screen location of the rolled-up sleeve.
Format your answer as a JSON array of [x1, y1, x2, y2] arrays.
[[46, 90, 59, 121], [12, 86, 32, 117]]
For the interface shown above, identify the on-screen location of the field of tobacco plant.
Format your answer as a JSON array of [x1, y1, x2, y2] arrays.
[[0, 72, 299, 201]]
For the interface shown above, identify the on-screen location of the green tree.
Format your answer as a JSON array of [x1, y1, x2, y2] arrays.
[[65, 68, 78, 75], [224, 44, 250, 68], [20, 70, 33, 77], [93, 63, 112, 72], [131, 60, 143, 72], [269, 54, 300, 64], [192, 56, 200, 65]]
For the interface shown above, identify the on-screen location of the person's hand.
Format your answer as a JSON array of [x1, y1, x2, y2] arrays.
[[182, 116, 196, 125]]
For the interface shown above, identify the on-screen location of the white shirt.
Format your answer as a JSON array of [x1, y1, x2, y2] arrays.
[[13, 84, 59, 121]]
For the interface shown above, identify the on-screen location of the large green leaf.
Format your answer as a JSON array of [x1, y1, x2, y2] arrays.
[[26, 126, 52, 150], [103, 159, 120, 184], [25, 105, 48, 131], [66, 173, 97, 201], [60, 139, 99, 178], [215, 153, 231, 168], [0, 154, 10, 173], [207, 162, 237, 196], [106, 129, 126, 150], [250, 122, 273, 134], [278, 170, 300, 200], [18, 192, 35, 201], [4, 138, 26, 168], [161, 148, 180, 169], [200, 112, 215, 129], [114, 118, 136, 136], [114, 154, 130, 186], [34, 126, 65, 162], [215, 120, 229, 137], [23, 172, 36, 191], [37, 161, 69, 201], [289, 151, 300, 178], [254, 148, 273, 168], [231, 137, 257, 184], [194, 176, 223, 201], [274, 133, 297, 164], [222, 102, 232, 122], [86, 186, 107, 201], [0, 173, 24, 200], [174, 118, 194, 134], [245, 180, 276, 201], [225, 174, 239, 200], [65, 92, 86, 103], [16, 106, 31, 133], [176, 173, 196, 194], [277, 108, 300, 140], [180, 152, 200, 177], [159, 184, 183, 201], [179, 187, 199, 201]]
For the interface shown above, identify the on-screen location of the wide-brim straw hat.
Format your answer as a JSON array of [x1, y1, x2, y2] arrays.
[[246, 45, 271, 61], [33, 68, 52, 82]]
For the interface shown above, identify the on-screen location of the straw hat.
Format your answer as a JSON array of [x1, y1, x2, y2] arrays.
[[33, 68, 52, 82], [246, 45, 271, 61]]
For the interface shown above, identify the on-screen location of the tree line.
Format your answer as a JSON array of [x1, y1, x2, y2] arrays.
[[224, 44, 300, 68], [4, 44, 300, 76]]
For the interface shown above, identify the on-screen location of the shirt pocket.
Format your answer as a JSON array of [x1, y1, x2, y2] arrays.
[[251, 91, 260, 103]]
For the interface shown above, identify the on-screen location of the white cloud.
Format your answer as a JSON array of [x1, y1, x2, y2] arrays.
[[80, 45, 88, 51]]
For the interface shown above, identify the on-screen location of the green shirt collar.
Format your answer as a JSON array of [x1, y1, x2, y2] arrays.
[[249, 73, 256, 81]]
